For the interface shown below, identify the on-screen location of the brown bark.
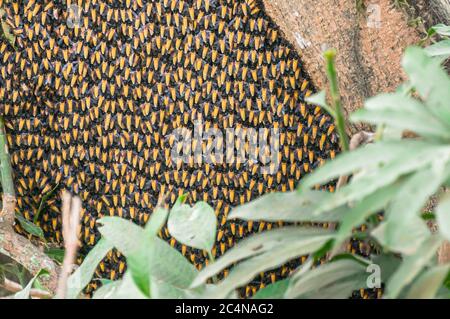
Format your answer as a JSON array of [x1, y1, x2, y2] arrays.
[[261, 0, 430, 134]]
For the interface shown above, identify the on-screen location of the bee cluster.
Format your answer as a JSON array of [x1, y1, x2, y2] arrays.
[[0, 0, 339, 296]]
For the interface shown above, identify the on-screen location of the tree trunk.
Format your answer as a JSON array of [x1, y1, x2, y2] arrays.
[[261, 0, 450, 134]]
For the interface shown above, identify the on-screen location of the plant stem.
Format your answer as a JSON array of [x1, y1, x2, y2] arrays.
[[324, 50, 350, 152], [0, 116, 16, 224]]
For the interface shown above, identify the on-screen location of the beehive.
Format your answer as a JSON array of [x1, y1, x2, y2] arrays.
[[0, 0, 340, 296]]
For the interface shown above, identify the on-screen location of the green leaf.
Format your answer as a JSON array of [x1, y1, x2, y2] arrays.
[[44, 247, 65, 264], [15, 213, 45, 240], [66, 238, 113, 299], [98, 217, 198, 293], [431, 24, 450, 36], [229, 190, 347, 223], [94, 271, 147, 299], [14, 269, 49, 299], [402, 46, 450, 125], [436, 195, 450, 241], [300, 140, 437, 190], [191, 227, 333, 289], [145, 207, 169, 237], [334, 183, 400, 248], [425, 40, 450, 61], [168, 201, 217, 252], [312, 144, 449, 216], [285, 259, 367, 299], [352, 108, 450, 140], [406, 264, 450, 298], [372, 253, 402, 283], [385, 235, 443, 298], [0, 9, 16, 47], [97, 217, 145, 255], [252, 279, 290, 299], [384, 162, 450, 255], [92, 280, 123, 299], [305, 91, 336, 118]]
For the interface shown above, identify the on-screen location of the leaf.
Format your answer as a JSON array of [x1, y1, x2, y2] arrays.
[[385, 235, 443, 298], [252, 279, 290, 299], [285, 259, 367, 299], [371, 253, 402, 283], [334, 183, 400, 248], [305, 91, 336, 118], [92, 280, 123, 299], [0, 8, 15, 47], [384, 162, 450, 254], [66, 238, 113, 299], [44, 247, 65, 264], [15, 213, 45, 240], [94, 271, 147, 299], [34, 183, 59, 223], [168, 201, 217, 252], [229, 190, 347, 223], [425, 40, 450, 61], [436, 195, 450, 241], [98, 217, 198, 293], [402, 46, 450, 125], [313, 144, 450, 216], [98, 217, 152, 296], [352, 108, 450, 140], [191, 227, 333, 289], [299, 140, 436, 190], [431, 24, 450, 36], [144, 207, 169, 237], [14, 269, 49, 299], [406, 265, 450, 298]]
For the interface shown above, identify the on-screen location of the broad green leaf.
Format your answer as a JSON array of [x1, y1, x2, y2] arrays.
[[209, 237, 331, 299], [98, 217, 197, 292], [436, 195, 450, 241], [150, 237, 198, 289], [97, 217, 145, 255], [96, 271, 147, 299], [431, 24, 450, 36], [92, 280, 123, 299], [15, 213, 45, 240], [312, 144, 449, 215], [385, 235, 443, 298], [372, 253, 402, 283], [384, 162, 450, 254], [145, 207, 169, 237], [191, 227, 333, 289], [66, 239, 113, 299], [402, 46, 450, 125], [252, 279, 290, 299], [352, 108, 450, 140], [14, 269, 49, 299], [285, 260, 366, 299], [425, 40, 450, 61], [168, 201, 217, 252], [406, 265, 450, 298], [334, 183, 400, 248], [151, 278, 186, 299], [44, 247, 65, 264], [229, 190, 347, 223], [299, 140, 437, 190], [305, 91, 335, 118]]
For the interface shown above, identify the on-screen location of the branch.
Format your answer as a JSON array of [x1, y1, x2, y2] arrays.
[[55, 191, 81, 299], [1, 277, 52, 299]]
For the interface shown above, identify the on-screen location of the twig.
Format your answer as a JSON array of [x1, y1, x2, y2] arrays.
[[1, 277, 52, 299], [55, 191, 81, 299], [324, 50, 350, 152]]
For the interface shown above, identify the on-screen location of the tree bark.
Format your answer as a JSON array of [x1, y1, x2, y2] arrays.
[[261, 0, 450, 134]]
